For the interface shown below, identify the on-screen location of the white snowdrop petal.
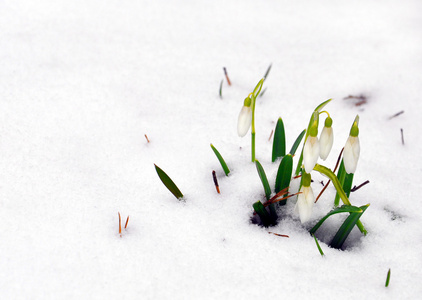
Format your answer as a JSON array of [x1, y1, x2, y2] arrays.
[[319, 126, 333, 160], [295, 186, 314, 223], [237, 106, 252, 137], [343, 136, 360, 173], [303, 136, 320, 173]]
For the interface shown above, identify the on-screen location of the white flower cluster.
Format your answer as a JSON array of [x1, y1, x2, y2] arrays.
[[295, 116, 360, 223]]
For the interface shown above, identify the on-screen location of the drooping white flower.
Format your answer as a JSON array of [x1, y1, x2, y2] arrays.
[[237, 97, 252, 137], [343, 135, 360, 174], [343, 115, 360, 174], [319, 126, 333, 160], [303, 135, 319, 173], [295, 185, 315, 223]]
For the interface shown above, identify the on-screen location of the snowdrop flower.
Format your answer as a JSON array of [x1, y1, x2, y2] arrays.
[[319, 116, 333, 160], [343, 117, 360, 174], [295, 173, 314, 223], [237, 96, 252, 137], [303, 122, 319, 173]]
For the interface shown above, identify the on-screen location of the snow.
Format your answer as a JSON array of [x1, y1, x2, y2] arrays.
[[1, 0, 422, 299]]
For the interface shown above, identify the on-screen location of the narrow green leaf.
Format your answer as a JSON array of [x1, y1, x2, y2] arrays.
[[313, 234, 325, 256], [274, 154, 293, 205], [289, 129, 306, 155], [310, 205, 363, 235], [263, 64, 272, 81], [219, 79, 223, 99], [252, 78, 264, 99], [255, 160, 271, 200], [330, 204, 369, 249], [334, 160, 346, 207], [272, 117, 286, 162], [385, 269, 391, 287], [314, 98, 332, 112], [253, 201, 274, 227], [210, 144, 230, 176], [154, 164, 184, 200]]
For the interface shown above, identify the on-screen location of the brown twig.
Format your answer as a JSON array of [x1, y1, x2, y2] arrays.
[[351, 180, 370, 192], [268, 232, 289, 238], [125, 216, 130, 229], [401, 128, 404, 145], [388, 110, 404, 120], [223, 67, 231, 86], [334, 147, 344, 173], [144, 134, 150, 143], [268, 129, 274, 141], [212, 170, 220, 194], [118, 212, 122, 236]]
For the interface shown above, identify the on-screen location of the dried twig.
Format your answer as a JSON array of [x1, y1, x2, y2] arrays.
[[351, 180, 370, 192], [223, 67, 231, 86], [144, 134, 150, 143], [268, 232, 289, 238], [268, 129, 274, 141], [125, 216, 130, 229], [118, 212, 122, 236], [212, 170, 220, 194], [401, 128, 404, 145], [388, 110, 404, 120]]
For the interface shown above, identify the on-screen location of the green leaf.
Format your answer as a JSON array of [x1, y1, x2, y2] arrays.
[[219, 79, 223, 99], [313, 234, 325, 256], [272, 118, 286, 162], [289, 129, 306, 155], [253, 201, 275, 227], [314, 98, 332, 112], [385, 269, 391, 287], [210, 144, 230, 176], [334, 160, 355, 206], [310, 205, 363, 235], [252, 78, 264, 99], [255, 160, 271, 200], [274, 154, 293, 205], [329, 204, 369, 249], [154, 164, 184, 200]]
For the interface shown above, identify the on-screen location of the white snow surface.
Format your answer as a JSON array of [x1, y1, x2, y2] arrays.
[[1, 0, 422, 299]]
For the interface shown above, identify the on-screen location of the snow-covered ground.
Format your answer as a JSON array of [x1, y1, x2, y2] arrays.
[[1, 0, 422, 299]]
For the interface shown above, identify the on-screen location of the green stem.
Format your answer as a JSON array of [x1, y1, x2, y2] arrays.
[[251, 96, 256, 162], [313, 164, 367, 235]]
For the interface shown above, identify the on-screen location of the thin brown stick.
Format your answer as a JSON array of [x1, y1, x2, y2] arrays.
[[212, 170, 220, 194], [223, 67, 231, 86], [401, 128, 404, 145], [144, 134, 150, 143], [118, 212, 122, 236], [315, 180, 330, 203], [351, 180, 370, 192], [125, 216, 130, 229], [388, 110, 404, 120], [265, 191, 301, 207], [268, 129, 274, 141], [334, 147, 344, 173], [268, 232, 289, 238]]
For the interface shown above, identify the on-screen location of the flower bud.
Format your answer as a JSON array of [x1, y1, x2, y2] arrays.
[[343, 116, 360, 174], [237, 97, 252, 137], [303, 123, 319, 173], [319, 117, 333, 160], [295, 173, 314, 223]]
